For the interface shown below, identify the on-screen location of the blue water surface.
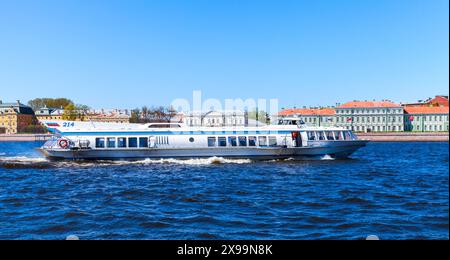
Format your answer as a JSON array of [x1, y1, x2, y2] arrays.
[[0, 141, 448, 240]]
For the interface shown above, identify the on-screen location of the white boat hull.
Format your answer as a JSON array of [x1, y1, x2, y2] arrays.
[[38, 140, 368, 160]]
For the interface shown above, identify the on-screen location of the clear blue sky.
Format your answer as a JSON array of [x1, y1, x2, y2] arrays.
[[0, 0, 448, 109]]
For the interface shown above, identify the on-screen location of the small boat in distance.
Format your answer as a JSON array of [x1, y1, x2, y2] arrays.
[[38, 118, 368, 160]]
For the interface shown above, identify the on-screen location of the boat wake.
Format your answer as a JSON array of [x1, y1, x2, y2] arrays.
[[0, 156, 253, 169], [0, 154, 339, 169], [0, 156, 48, 163], [0, 156, 53, 169], [321, 154, 335, 160], [109, 157, 253, 166]]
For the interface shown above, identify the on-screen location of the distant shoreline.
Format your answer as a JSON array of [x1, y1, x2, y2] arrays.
[[0, 133, 448, 142], [357, 132, 449, 142], [0, 134, 52, 142]]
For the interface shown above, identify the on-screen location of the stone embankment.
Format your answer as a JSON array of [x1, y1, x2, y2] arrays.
[[0, 134, 52, 142], [357, 132, 449, 142]]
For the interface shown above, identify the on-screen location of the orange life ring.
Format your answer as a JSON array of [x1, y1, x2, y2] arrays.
[[58, 139, 69, 149]]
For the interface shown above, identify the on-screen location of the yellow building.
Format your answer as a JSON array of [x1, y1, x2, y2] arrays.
[[0, 100, 36, 134], [35, 106, 130, 124]]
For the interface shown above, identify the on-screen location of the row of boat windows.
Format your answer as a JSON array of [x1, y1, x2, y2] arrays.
[[94, 136, 278, 148], [93, 131, 356, 148], [95, 136, 169, 148], [96, 137, 147, 148], [207, 136, 278, 147], [306, 131, 356, 141]]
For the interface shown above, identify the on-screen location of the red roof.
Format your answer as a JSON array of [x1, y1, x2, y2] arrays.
[[278, 108, 336, 116], [339, 101, 401, 108], [428, 96, 449, 107], [403, 95, 449, 107], [404, 106, 449, 115]]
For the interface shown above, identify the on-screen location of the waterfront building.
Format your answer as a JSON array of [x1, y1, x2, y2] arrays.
[[0, 100, 36, 134], [402, 95, 449, 108], [36, 106, 87, 122], [403, 106, 449, 132], [277, 108, 336, 127], [335, 101, 404, 132], [35, 106, 64, 121], [183, 110, 248, 127], [424, 95, 449, 107], [88, 109, 131, 117], [36, 107, 130, 123], [86, 112, 130, 124]]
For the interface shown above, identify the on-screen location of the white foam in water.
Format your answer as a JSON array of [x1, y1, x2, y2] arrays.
[[0, 156, 48, 163], [0, 156, 252, 167], [321, 154, 335, 160], [267, 157, 295, 162], [113, 156, 252, 166]]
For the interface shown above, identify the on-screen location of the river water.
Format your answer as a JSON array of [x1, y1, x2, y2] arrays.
[[0, 141, 448, 239]]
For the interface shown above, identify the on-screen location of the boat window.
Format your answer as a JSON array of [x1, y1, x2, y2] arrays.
[[238, 136, 247, 146], [268, 136, 277, 146], [95, 138, 105, 148], [139, 137, 148, 148], [307, 131, 316, 141], [189, 137, 195, 143], [350, 131, 358, 140], [207, 137, 216, 147], [218, 137, 227, 147], [325, 131, 335, 141], [258, 136, 267, 146], [118, 137, 127, 148], [343, 131, 352, 140], [107, 137, 116, 148], [317, 131, 326, 140], [248, 136, 257, 146], [228, 136, 237, 147], [148, 123, 181, 128], [334, 131, 342, 140], [128, 137, 138, 148]]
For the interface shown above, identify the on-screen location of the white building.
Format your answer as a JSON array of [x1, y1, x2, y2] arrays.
[[183, 110, 248, 127]]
